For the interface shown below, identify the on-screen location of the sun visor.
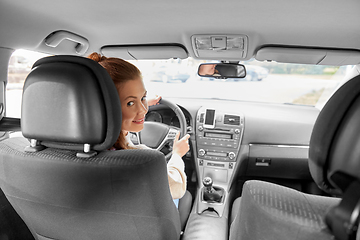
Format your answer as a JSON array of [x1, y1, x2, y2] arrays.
[[101, 45, 188, 60], [256, 47, 360, 66]]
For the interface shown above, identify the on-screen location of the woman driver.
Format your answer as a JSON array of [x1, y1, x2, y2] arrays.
[[88, 53, 190, 205]]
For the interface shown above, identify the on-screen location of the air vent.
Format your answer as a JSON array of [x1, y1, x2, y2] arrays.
[[200, 113, 205, 123], [224, 115, 240, 125]]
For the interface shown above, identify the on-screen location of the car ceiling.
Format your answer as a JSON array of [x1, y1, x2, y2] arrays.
[[1, 0, 360, 62]]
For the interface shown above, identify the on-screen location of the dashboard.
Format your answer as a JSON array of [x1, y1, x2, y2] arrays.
[[145, 98, 322, 204]]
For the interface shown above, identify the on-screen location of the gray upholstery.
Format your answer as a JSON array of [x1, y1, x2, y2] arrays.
[[230, 181, 340, 240], [230, 75, 360, 240], [309, 75, 360, 194], [0, 55, 182, 240]]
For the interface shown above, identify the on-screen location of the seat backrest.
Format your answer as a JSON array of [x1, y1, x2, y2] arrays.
[[0, 55, 181, 240], [309, 74, 360, 194], [309, 74, 360, 240]]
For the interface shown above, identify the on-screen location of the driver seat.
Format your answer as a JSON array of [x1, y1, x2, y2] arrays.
[[0, 55, 182, 240]]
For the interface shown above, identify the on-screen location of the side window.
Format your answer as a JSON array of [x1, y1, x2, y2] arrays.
[[6, 50, 49, 118]]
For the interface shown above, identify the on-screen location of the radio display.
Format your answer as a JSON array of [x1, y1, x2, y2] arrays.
[[205, 132, 232, 139]]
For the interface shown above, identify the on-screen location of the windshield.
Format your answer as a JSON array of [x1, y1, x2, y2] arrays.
[[7, 50, 351, 118], [129, 58, 349, 107]]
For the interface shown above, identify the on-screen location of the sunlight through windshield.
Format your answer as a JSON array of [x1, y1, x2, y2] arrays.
[[6, 50, 351, 118], [129, 58, 349, 107]]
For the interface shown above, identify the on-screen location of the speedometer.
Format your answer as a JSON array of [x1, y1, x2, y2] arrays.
[[145, 111, 162, 123]]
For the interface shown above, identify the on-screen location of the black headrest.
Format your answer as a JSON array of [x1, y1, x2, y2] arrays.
[[309, 75, 360, 195], [21, 55, 121, 152]]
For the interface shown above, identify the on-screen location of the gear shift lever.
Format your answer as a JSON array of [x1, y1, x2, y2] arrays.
[[202, 177, 223, 203], [203, 176, 213, 192]]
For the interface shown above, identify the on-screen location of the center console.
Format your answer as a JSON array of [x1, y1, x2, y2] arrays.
[[195, 107, 244, 217], [182, 107, 244, 240]]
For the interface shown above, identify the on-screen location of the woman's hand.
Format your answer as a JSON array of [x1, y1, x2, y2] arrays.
[[147, 95, 162, 106], [172, 132, 190, 157]]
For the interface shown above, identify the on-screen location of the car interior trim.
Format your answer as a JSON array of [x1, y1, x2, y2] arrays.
[[101, 44, 188, 60], [44, 30, 89, 55], [249, 144, 309, 159], [256, 46, 360, 65], [249, 144, 309, 149]]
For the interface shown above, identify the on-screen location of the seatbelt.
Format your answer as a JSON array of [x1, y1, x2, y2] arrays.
[[325, 180, 360, 240]]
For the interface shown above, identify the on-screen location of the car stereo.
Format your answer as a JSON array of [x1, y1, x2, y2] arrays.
[[196, 108, 244, 162]]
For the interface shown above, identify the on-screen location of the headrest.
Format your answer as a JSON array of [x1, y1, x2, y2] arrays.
[[309, 74, 360, 195], [21, 55, 121, 153]]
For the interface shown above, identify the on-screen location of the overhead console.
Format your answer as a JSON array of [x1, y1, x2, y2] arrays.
[[191, 34, 248, 60], [195, 107, 244, 217]]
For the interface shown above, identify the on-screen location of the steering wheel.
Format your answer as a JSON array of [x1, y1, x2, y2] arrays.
[[136, 98, 187, 161]]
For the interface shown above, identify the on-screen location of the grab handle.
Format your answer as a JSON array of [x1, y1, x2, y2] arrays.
[[45, 30, 89, 55]]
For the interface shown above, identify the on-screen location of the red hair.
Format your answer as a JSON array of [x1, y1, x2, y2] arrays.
[[88, 52, 142, 150], [88, 52, 141, 91]]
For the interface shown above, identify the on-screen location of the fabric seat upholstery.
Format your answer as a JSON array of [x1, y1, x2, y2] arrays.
[[230, 75, 360, 240], [0, 55, 182, 240], [230, 180, 340, 240]]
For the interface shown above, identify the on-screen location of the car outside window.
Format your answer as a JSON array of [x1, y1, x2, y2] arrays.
[[7, 50, 351, 118], [6, 50, 50, 118], [130, 58, 350, 108]]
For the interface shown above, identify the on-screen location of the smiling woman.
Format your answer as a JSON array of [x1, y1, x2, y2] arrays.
[[117, 77, 148, 136], [87, 52, 191, 207]]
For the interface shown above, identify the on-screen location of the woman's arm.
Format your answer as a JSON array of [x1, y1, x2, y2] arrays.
[[168, 132, 190, 199]]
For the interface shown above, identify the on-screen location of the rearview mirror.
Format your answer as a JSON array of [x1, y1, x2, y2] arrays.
[[198, 63, 246, 78]]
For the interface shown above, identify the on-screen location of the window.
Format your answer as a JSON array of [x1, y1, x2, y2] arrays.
[[6, 50, 50, 118], [6, 51, 352, 119], [130, 58, 351, 107]]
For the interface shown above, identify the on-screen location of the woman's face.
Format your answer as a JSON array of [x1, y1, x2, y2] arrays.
[[118, 77, 148, 133]]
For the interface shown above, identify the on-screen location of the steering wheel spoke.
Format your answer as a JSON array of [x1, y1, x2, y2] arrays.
[[156, 127, 179, 151]]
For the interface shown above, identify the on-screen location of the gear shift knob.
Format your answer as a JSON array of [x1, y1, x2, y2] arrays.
[[202, 176, 223, 202], [203, 176, 213, 190]]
